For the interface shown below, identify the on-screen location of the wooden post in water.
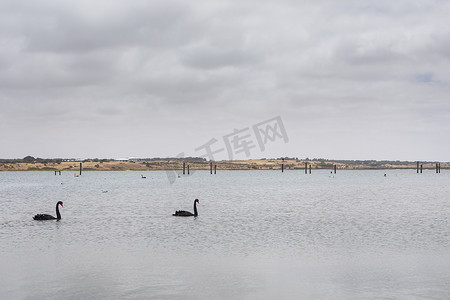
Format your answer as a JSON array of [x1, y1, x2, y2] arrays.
[[183, 162, 185, 175], [210, 162, 213, 174], [55, 171, 57, 175], [214, 165, 217, 174], [334, 164, 337, 174], [436, 163, 438, 173], [417, 161, 419, 173], [79, 163, 82, 176], [282, 163, 284, 172], [187, 165, 190, 175], [309, 164, 311, 174], [305, 162, 307, 174], [420, 164, 423, 173], [59, 171, 61, 175], [439, 163, 441, 173]]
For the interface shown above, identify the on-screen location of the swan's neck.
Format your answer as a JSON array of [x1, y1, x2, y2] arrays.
[[56, 203, 61, 220], [193, 202, 198, 217]]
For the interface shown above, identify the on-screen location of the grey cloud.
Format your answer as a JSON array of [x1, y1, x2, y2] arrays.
[[181, 46, 262, 70], [2, 1, 193, 53], [1, 0, 450, 160]]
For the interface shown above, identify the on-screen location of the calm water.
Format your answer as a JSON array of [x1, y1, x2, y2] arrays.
[[1, 170, 449, 299]]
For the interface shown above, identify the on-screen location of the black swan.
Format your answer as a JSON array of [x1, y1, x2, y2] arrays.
[[33, 201, 63, 220], [173, 199, 199, 217]]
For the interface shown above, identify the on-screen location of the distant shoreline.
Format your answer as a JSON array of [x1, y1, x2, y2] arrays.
[[0, 159, 447, 172]]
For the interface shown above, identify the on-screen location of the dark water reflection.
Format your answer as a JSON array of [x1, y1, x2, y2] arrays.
[[1, 170, 450, 299]]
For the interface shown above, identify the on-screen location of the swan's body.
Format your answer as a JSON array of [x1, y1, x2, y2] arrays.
[[33, 201, 63, 220], [173, 199, 199, 217]]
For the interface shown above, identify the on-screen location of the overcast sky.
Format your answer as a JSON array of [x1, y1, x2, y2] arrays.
[[1, 0, 449, 161]]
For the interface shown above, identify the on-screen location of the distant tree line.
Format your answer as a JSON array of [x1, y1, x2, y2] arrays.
[[275, 157, 299, 161], [0, 156, 437, 166], [0, 156, 64, 164]]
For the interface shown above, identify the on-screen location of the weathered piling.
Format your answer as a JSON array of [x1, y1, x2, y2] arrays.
[[420, 164, 423, 173], [282, 164, 284, 172], [187, 165, 190, 175], [55, 171, 57, 175], [214, 165, 217, 174], [439, 163, 441, 173], [210, 162, 213, 174], [79, 163, 82, 176], [183, 162, 185, 175], [436, 163, 439, 173], [305, 162, 307, 174], [59, 171, 61, 175], [334, 164, 337, 174], [417, 161, 419, 173], [309, 164, 311, 174]]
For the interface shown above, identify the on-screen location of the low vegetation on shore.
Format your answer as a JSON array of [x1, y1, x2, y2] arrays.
[[0, 156, 447, 172]]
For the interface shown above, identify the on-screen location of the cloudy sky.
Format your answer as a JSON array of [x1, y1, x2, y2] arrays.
[[1, 0, 449, 161]]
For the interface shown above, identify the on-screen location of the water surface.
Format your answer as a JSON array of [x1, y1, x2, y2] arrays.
[[1, 170, 449, 299]]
